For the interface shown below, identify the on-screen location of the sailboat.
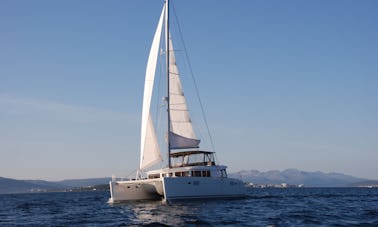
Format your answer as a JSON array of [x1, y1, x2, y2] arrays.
[[109, 0, 246, 202]]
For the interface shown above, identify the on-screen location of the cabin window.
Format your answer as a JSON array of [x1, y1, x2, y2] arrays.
[[148, 174, 160, 179], [192, 171, 202, 177], [202, 170, 211, 177], [175, 172, 189, 177], [174, 171, 190, 177]]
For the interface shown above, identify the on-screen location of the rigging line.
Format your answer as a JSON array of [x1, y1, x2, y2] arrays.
[[124, 169, 138, 179], [171, 2, 216, 152]]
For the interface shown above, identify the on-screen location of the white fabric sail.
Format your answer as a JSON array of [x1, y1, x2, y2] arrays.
[[139, 5, 165, 170], [170, 131, 199, 149], [168, 38, 200, 149]]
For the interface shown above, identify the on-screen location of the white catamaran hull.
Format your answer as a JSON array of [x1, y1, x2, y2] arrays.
[[109, 179, 164, 202], [162, 177, 246, 201]]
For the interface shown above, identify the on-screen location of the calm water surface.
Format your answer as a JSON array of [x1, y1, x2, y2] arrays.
[[0, 188, 377, 226]]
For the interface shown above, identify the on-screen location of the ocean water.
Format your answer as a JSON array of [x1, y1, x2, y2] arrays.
[[0, 188, 377, 226]]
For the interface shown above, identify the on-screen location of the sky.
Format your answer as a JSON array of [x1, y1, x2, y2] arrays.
[[1, 0, 377, 181]]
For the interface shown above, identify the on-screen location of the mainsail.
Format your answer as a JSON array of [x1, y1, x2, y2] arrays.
[[168, 38, 200, 149], [139, 5, 165, 170]]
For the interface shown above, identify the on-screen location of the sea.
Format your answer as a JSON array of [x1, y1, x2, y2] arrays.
[[0, 188, 377, 226]]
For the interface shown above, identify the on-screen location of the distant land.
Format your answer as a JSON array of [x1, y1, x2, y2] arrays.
[[0, 177, 111, 194], [1, 169, 377, 194], [229, 169, 377, 187]]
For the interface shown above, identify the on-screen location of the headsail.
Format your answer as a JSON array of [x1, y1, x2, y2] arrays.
[[139, 5, 165, 170], [168, 38, 200, 149]]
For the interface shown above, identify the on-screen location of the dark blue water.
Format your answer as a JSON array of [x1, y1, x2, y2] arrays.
[[0, 188, 377, 226]]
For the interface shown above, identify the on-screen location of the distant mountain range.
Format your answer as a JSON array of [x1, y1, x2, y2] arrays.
[[0, 177, 110, 194], [1, 169, 376, 194], [229, 169, 372, 187]]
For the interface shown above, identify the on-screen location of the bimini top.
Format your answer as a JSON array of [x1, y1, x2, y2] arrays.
[[170, 150, 216, 167], [170, 150, 214, 158]]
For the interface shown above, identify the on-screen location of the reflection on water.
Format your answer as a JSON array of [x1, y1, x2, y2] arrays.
[[115, 198, 247, 226], [113, 200, 199, 226]]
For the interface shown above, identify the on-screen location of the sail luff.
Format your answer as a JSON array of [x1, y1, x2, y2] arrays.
[[139, 4, 165, 171]]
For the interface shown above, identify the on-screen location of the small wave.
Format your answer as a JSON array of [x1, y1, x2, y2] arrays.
[[185, 219, 211, 226], [141, 222, 171, 227], [0, 189, 377, 226]]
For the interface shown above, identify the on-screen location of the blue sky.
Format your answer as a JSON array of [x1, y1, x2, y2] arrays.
[[1, 0, 377, 180]]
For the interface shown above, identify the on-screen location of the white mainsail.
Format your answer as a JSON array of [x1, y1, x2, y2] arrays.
[[168, 38, 200, 149], [139, 5, 165, 170]]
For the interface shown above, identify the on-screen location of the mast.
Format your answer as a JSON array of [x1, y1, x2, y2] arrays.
[[165, 0, 171, 168]]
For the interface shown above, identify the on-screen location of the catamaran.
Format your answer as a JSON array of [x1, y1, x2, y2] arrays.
[[109, 0, 246, 202]]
